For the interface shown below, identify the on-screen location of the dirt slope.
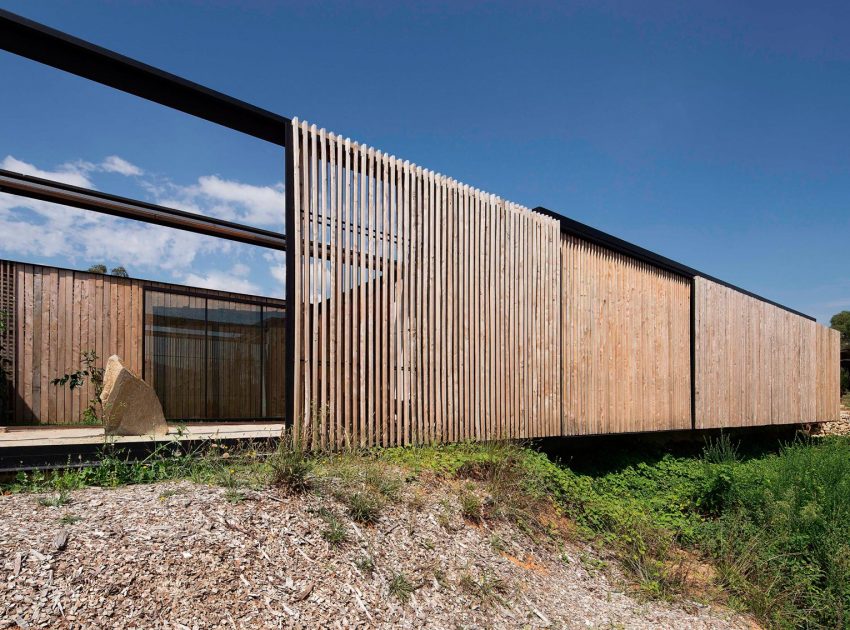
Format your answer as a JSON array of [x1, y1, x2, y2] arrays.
[[1, 480, 750, 629]]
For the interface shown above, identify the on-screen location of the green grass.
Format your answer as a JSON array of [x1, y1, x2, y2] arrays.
[[38, 491, 71, 507], [459, 488, 482, 521], [347, 491, 383, 523], [388, 571, 415, 603], [317, 508, 349, 546], [699, 438, 850, 628]]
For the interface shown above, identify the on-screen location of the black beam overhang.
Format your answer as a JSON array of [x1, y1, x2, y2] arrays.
[[534, 205, 815, 321], [0, 169, 286, 251], [0, 9, 291, 146]]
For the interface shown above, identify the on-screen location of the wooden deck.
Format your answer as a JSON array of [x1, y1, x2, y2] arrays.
[[0, 422, 285, 450]]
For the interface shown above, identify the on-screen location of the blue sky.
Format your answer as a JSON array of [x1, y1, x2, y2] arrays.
[[0, 1, 848, 322]]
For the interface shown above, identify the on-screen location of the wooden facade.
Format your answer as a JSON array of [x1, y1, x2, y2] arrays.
[[694, 277, 840, 428], [0, 17, 839, 441], [560, 235, 691, 435], [287, 119, 839, 445], [289, 121, 563, 448], [0, 124, 841, 436], [5, 261, 285, 425]]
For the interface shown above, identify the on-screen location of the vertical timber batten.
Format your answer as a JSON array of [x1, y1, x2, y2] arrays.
[[285, 119, 298, 433], [289, 120, 562, 448]]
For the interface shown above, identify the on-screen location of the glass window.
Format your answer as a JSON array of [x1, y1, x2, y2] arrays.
[[144, 292, 206, 419], [206, 300, 263, 419], [143, 289, 285, 421], [263, 306, 287, 418]]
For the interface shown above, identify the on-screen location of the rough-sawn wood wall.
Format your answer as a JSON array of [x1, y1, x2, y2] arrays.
[[694, 276, 840, 428], [560, 235, 692, 435]]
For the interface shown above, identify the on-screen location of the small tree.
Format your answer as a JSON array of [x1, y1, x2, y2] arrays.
[[52, 350, 105, 425], [830, 311, 850, 352], [110, 266, 129, 278], [87, 264, 107, 274]]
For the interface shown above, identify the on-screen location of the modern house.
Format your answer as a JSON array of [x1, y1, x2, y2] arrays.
[[0, 260, 285, 426], [0, 10, 841, 448]]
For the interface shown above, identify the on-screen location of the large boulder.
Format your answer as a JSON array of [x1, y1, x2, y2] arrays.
[[100, 355, 168, 436]]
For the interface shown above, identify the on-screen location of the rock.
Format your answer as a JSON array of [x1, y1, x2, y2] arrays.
[[52, 530, 68, 551], [100, 355, 168, 436]]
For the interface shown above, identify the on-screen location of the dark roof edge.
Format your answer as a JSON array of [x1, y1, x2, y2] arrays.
[[533, 206, 816, 322]]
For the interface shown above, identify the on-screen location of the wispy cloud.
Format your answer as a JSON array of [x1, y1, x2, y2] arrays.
[[152, 175, 285, 228], [183, 263, 261, 294], [100, 155, 143, 177]]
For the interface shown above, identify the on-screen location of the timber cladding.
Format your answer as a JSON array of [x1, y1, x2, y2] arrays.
[[7, 261, 285, 425], [0, 260, 14, 423], [560, 235, 691, 435], [289, 120, 563, 448], [694, 276, 840, 428]]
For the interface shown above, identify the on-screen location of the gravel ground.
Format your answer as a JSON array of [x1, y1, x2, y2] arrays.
[[809, 409, 850, 436], [1, 479, 752, 629]]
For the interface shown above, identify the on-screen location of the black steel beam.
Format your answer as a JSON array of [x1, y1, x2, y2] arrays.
[[0, 9, 290, 146], [0, 169, 286, 251], [534, 205, 815, 321]]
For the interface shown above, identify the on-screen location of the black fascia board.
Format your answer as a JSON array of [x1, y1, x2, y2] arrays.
[[534, 205, 815, 321], [0, 9, 291, 146]]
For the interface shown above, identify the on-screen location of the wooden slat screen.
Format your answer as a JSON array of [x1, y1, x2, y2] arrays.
[[10, 261, 285, 425], [560, 235, 691, 435], [0, 260, 14, 423], [289, 119, 563, 447], [694, 276, 839, 428]]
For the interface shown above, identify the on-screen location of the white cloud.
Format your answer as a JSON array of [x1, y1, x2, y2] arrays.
[[183, 265, 261, 295], [193, 175, 285, 226], [231, 262, 251, 276], [101, 155, 143, 177], [142, 174, 285, 229], [0, 193, 225, 271], [1, 155, 94, 188], [264, 250, 287, 298]]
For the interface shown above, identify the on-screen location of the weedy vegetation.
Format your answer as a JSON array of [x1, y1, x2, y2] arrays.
[[388, 572, 415, 603], [6, 426, 850, 627]]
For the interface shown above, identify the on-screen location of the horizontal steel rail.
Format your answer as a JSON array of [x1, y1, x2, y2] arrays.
[[0, 169, 286, 251]]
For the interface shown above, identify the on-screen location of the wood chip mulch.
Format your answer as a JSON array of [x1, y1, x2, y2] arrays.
[[1, 480, 751, 629]]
